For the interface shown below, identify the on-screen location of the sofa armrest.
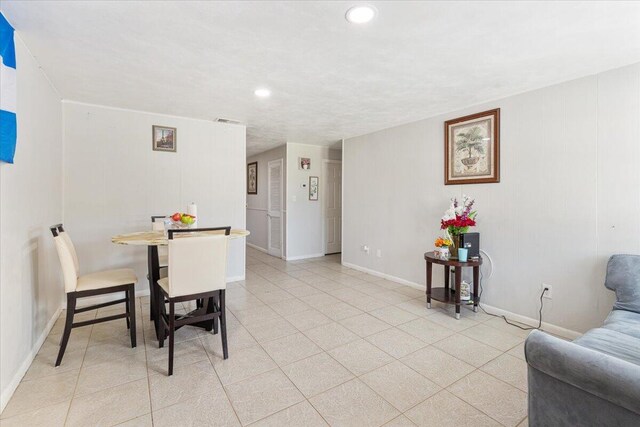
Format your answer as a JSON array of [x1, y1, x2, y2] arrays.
[[525, 329, 640, 415]]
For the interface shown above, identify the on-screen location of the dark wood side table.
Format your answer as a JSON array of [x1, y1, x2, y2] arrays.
[[424, 252, 482, 319]]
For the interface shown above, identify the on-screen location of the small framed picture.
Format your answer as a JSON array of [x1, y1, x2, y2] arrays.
[[247, 162, 258, 195], [152, 125, 177, 152], [300, 157, 311, 170], [445, 108, 500, 185], [309, 176, 319, 201]]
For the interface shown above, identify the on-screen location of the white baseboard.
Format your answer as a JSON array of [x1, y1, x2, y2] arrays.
[[342, 261, 424, 289], [478, 303, 581, 340], [1, 306, 62, 413], [246, 243, 268, 253], [342, 261, 581, 340], [285, 253, 325, 261], [227, 275, 246, 283]]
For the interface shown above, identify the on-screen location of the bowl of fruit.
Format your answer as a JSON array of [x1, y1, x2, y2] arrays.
[[170, 212, 196, 228]]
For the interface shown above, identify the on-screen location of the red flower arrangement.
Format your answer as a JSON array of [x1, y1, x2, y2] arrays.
[[440, 216, 476, 230], [440, 195, 477, 237]]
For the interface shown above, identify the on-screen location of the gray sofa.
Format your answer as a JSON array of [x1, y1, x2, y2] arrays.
[[525, 254, 640, 426]]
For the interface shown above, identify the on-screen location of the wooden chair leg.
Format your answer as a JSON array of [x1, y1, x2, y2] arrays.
[[56, 293, 76, 367], [156, 284, 166, 348], [220, 290, 228, 360], [128, 285, 137, 348], [157, 287, 166, 348], [125, 289, 131, 330], [211, 297, 218, 334], [168, 301, 175, 376]]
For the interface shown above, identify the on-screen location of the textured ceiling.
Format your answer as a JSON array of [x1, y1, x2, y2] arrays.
[[2, 1, 640, 156]]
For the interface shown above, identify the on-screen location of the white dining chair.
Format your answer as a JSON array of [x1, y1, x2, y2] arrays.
[[50, 224, 138, 366], [155, 228, 230, 376], [151, 216, 169, 269]]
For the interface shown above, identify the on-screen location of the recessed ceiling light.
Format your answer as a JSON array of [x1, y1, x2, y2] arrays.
[[254, 88, 271, 98], [345, 5, 377, 24]]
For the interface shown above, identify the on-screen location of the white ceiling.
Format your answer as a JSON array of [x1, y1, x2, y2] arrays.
[[3, 1, 640, 156]]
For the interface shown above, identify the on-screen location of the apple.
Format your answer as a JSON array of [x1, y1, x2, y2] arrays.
[[171, 213, 181, 222], [181, 214, 195, 225]]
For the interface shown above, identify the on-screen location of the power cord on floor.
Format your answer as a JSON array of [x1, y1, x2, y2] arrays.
[[476, 273, 545, 330], [468, 249, 546, 331]]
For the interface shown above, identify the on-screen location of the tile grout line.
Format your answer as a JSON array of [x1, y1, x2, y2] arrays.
[[62, 314, 94, 426], [230, 256, 355, 426], [200, 334, 244, 426], [212, 253, 528, 426], [242, 258, 436, 424]]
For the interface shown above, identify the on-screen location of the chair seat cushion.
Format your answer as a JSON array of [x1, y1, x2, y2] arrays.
[[77, 268, 137, 292], [603, 309, 640, 339], [574, 327, 640, 366], [157, 277, 170, 295]]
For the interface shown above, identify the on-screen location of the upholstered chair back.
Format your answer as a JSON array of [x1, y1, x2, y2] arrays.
[[53, 235, 78, 293], [152, 217, 169, 264], [167, 235, 228, 298], [60, 231, 80, 276], [605, 254, 640, 314]]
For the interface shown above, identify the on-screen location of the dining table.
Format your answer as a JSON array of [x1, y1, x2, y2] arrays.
[[111, 228, 250, 340]]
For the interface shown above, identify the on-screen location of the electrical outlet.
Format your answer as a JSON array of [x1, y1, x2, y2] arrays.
[[376, 249, 382, 258], [542, 283, 553, 299], [362, 245, 370, 254]]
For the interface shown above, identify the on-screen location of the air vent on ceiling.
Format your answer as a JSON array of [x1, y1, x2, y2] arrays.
[[215, 118, 243, 125]]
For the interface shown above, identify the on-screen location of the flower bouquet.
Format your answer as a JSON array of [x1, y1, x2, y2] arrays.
[[440, 195, 477, 258]]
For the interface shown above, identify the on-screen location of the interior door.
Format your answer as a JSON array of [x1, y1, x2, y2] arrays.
[[324, 161, 342, 254], [267, 159, 283, 258]]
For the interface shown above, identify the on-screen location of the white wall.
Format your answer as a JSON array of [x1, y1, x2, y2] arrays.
[[0, 36, 63, 410], [246, 145, 286, 253], [62, 101, 247, 289], [344, 63, 640, 335], [286, 143, 341, 260]]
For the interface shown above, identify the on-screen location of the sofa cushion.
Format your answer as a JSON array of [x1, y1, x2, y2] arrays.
[[605, 254, 640, 314], [574, 328, 640, 366], [603, 309, 640, 340]]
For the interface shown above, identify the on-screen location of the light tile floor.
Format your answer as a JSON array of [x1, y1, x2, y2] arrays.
[[1, 247, 531, 426]]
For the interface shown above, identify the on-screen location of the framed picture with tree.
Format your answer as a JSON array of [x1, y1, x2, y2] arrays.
[[444, 108, 500, 185]]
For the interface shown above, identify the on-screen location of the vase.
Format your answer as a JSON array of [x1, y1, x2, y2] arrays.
[[436, 247, 449, 260], [449, 234, 460, 259]]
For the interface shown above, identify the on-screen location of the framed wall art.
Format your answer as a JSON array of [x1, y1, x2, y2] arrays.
[[152, 125, 177, 152], [247, 161, 258, 194], [444, 108, 500, 185], [309, 176, 319, 201], [299, 157, 311, 170]]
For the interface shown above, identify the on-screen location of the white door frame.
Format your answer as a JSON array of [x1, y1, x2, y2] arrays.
[[322, 159, 342, 255], [267, 158, 284, 258]]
